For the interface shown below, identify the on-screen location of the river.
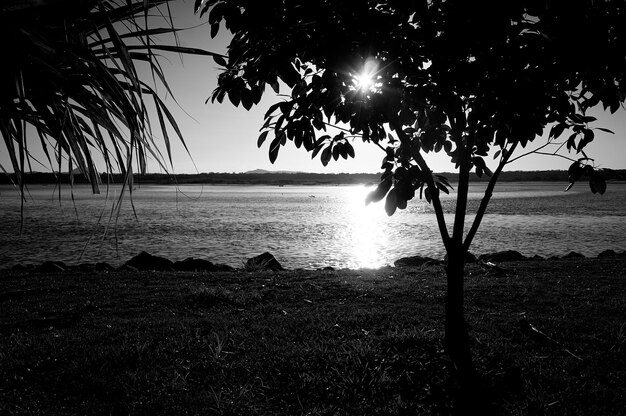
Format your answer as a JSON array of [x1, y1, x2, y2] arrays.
[[1, 182, 625, 269]]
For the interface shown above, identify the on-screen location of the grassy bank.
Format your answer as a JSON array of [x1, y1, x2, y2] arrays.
[[1, 257, 625, 415]]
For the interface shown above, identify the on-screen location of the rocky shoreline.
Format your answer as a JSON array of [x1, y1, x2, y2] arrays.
[[4, 248, 626, 274]]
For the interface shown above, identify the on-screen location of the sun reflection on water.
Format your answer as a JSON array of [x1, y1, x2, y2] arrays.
[[343, 185, 390, 269]]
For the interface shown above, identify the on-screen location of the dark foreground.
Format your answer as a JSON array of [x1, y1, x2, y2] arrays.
[[1, 257, 625, 415]]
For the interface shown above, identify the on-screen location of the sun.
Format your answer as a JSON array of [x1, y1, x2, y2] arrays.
[[353, 72, 375, 92], [352, 58, 380, 93]]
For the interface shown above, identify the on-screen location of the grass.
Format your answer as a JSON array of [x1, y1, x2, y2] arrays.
[[1, 257, 625, 415]]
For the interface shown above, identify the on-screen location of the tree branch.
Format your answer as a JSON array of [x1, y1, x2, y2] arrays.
[[446, 104, 470, 253], [319, 122, 388, 153], [508, 151, 577, 164], [393, 126, 451, 249], [452, 143, 470, 246], [414, 149, 452, 250], [506, 140, 575, 165], [463, 142, 518, 251]]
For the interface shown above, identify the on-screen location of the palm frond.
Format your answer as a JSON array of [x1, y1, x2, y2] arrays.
[[0, 0, 223, 197]]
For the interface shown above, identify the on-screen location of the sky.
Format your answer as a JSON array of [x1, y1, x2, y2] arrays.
[[4, 1, 626, 175], [156, 1, 626, 175]]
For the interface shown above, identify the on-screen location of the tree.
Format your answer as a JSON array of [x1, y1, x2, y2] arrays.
[[197, 0, 625, 395], [0, 0, 221, 204]]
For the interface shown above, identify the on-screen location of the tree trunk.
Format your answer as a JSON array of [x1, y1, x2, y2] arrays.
[[444, 247, 501, 414], [444, 247, 477, 385], [444, 131, 477, 386]]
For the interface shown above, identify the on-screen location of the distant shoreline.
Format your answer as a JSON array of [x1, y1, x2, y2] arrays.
[[2, 169, 625, 187]]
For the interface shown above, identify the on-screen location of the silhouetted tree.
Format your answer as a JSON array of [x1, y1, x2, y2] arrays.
[[0, 0, 220, 200], [197, 0, 626, 399]]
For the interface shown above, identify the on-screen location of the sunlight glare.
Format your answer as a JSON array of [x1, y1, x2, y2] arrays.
[[344, 185, 389, 268], [352, 58, 380, 93], [354, 72, 375, 92]]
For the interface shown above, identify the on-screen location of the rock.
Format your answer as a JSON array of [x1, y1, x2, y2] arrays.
[[174, 257, 216, 272], [124, 251, 174, 271], [36, 261, 66, 273], [75, 263, 95, 272], [478, 250, 526, 263], [11, 264, 33, 272], [95, 262, 115, 272], [478, 260, 508, 276], [562, 251, 585, 259], [598, 249, 618, 258], [444, 251, 477, 263], [213, 263, 237, 272], [173, 257, 236, 272], [394, 255, 438, 267], [245, 252, 284, 271]]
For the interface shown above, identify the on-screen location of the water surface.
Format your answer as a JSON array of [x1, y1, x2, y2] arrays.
[[1, 182, 624, 269]]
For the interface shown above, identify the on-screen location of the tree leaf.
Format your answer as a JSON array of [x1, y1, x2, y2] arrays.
[[345, 142, 355, 158], [279, 101, 293, 115], [311, 146, 322, 159], [294, 129, 303, 148], [385, 188, 398, 216], [263, 103, 282, 121], [549, 122, 566, 139], [395, 180, 415, 201], [214, 55, 227, 67], [365, 177, 392, 205], [339, 143, 349, 159], [578, 129, 595, 150], [241, 88, 253, 111], [194, 0, 204, 13], [228, 89, 241, 107], [473, 156, 490, 177], [211, 22, 220, 38], [332, 144, 340, 161], [436, 182, 450, 194], [424, 187, 432, 203], [567, 133, 577, 151], [568, 161, 583, 183], [257, 130, 269, 148], [589, 169, 606, 194], [269, 136, 281, 164], [320, 146, 332, 166]]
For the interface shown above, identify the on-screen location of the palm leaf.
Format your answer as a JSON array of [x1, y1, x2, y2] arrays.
[[89, 26, 187, 47], [0, 0, 214, 201]]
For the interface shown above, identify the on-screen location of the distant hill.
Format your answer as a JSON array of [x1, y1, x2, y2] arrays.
[[244, 169, 305, 174], [1, 169, 624, 187], [244, 169, 271, 174]]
